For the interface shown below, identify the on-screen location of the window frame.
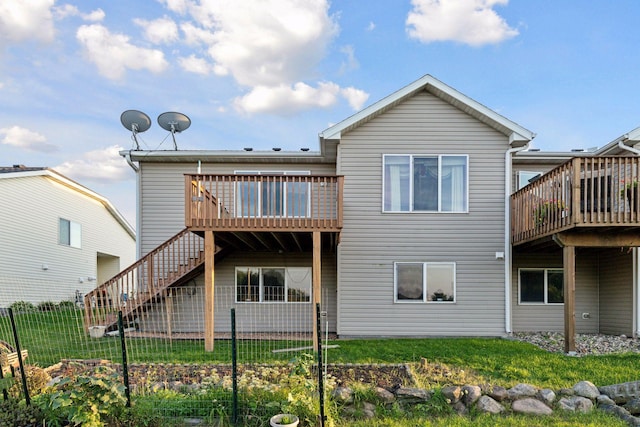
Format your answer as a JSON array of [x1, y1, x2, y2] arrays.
[[235, 171, 311, 218], [382, 154, 469, 213], [235, 266, 312, 304], [518, 268, 564, 305], [393, 262, 456, 304], [58, 218, 81, 248], [517, 170, 542, 190]]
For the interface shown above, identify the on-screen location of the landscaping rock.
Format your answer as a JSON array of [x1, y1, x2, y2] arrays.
[[452, 401, 468, 415], [625, 398, 640, 415], [394, 387, 432, 403], [558, 396, 593, 412], [573, 380, 599, 399], [597, 394, 616, 406], [511, 398, 553, 416], [558, 387, 574, 396], [333, 386, 354, 403], [537, 388, 556, 406], [441, 385, 462, 403], [476, 395, 505, 414], [508, 383, 538, 400], [600, 381, 640, 405], [362, 402, 376, 419], [375, 386, 395, 404], [488, 385, 508, 402], [461, 385, 481, 406]]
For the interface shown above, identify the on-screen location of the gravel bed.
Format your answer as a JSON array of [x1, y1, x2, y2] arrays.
[[511, 332, 640, 355]]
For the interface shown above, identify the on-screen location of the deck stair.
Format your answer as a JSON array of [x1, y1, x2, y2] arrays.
[[83, 228, 222, 332]]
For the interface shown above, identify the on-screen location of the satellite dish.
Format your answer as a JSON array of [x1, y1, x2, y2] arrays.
[[158, 112, 191, 150], [120, 110, 151, 150]]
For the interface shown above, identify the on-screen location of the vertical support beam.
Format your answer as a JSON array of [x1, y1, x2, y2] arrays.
[[313, 231, 322, 351], [563, 245, 576, 353], [204, 231, 215, 352]]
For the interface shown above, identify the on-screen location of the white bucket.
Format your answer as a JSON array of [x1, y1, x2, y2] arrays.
[[88, 326, 106, 338]]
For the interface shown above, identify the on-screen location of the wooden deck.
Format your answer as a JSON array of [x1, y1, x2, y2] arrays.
[[511, 157, 640, 246], [185, 174, 343, 232]]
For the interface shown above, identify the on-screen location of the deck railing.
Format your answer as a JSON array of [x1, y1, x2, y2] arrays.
[[185, 174, 344, 231], [512, 157, 640, 244], [84, 228, 205, 330]]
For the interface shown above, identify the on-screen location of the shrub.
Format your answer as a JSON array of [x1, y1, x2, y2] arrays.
[[0, 398, 45, 426], [9, 365, 52, 399], [37, 301, 58, 311], [58, 300, 78, 310], [9, 301, 36, 313]]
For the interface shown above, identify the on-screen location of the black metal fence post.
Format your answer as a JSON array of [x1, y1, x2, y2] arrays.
[[117, 311, 131, 407], [316, 303, 325, 427], [0, 355, 8, 400], [8, 308, 29, 405], [231, 308, 238, 426]]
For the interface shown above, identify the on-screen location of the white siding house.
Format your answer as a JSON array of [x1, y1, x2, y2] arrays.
[[0, 166, 136, 307]]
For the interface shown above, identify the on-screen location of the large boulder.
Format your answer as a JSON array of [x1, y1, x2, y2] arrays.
[[512, 398, 553, 416]]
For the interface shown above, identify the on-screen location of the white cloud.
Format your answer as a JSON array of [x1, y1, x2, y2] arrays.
[[184, 0, 339, 86], [406, 0, 518, 46], [235, 81, 368, 115], [0, 125, 58, 153], [55, 145, 131, 182], [178, 54, 212, 75], [339, 45, 359, 74], [76, 24, 169, 80], [54, 5, 104, 22], [0, 0, 55, 44], [367, 22, 376, 31], [134, 16, 179, 44], [341, 87, 369, 111]]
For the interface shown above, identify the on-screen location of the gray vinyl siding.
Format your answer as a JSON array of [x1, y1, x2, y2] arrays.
[[139, 162, 336, 255], [139, 252, 337, 333], [0, 175, 135, 306], [336, 90, 509, 337], [599, 248, 633, 335], [512, 249, 600, 333]]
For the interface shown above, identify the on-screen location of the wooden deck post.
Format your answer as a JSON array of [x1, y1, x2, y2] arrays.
[[204, 231, 215, 352], [312, 231, 321, 351], [563, 245, 576, 353]]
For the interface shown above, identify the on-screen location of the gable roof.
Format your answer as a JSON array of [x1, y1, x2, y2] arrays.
[[319, 74, 536, 147], [0, 166, 135, 239]]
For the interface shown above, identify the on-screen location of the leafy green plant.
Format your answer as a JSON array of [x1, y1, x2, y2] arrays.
[[0, 398, 45, 426], [33, 366, 127, 427], [9, 300, 36, 313], [533, 199, 566, 226], [37, 301, 58, 311]]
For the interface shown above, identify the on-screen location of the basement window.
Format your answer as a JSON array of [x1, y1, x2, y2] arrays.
[[235, 267, 311, 303], [519, 268, 564, 304]]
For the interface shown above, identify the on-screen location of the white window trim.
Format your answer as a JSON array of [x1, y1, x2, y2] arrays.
[[394, 262, 456, 304], [235, 266, 312, 304], [517, 268, 564, 305], [382, 154, 469, 213], [234, 170, 311, 218]]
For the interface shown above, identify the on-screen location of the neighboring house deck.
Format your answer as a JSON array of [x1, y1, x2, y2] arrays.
[[512, 157, 640, 247]]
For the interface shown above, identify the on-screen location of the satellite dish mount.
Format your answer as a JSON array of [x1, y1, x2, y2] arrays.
[[120, 110, 151, 150], [158, 112, 191, 150]]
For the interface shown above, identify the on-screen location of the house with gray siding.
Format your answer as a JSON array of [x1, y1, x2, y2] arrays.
[[84, 75, 639, 352], [0, 166, 136, 307]]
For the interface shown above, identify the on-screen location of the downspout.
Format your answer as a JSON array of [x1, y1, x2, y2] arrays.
[[504, 141, 530, 335], [124, 151, 142, 259], [619, 139, 640, 337]]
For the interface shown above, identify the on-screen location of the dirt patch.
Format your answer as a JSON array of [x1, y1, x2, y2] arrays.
[[45, 360, 413, 390]]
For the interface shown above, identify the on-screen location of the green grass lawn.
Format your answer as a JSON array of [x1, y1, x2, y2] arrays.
[[2, 308, 637, 427]]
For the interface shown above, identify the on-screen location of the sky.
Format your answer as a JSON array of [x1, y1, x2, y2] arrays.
[[2, 0, 640, 229]]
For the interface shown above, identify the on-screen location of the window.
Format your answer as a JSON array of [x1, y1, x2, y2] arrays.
[[236, 267, 311, 303], [394, 262, 456, 303], [518, 171, 542, 190], [59, 218, 81, 248], [236, 171, 310, 217], [383, 155, 468, 212], [519, 269, 564, 304]]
